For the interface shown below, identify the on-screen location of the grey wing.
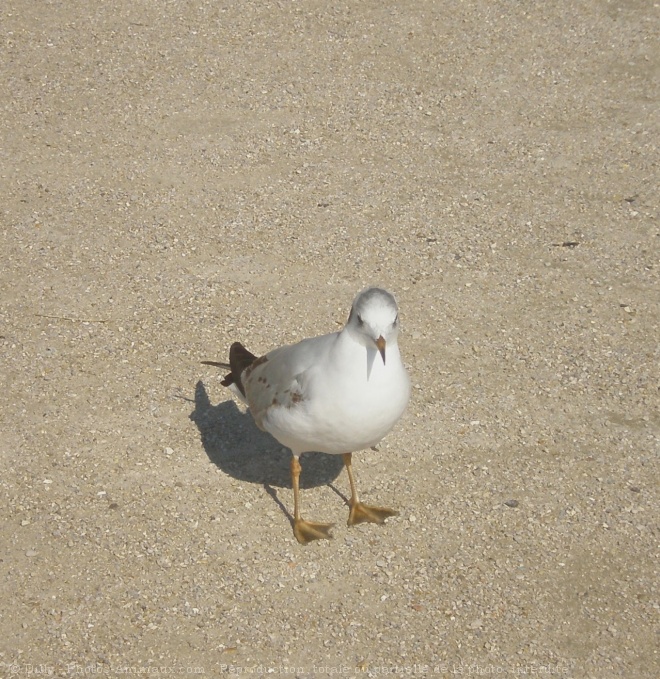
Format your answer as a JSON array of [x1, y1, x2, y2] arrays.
[[242, 333, 336, 427]]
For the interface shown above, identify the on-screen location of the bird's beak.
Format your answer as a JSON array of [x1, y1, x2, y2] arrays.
[[375, 336, 386, 364]]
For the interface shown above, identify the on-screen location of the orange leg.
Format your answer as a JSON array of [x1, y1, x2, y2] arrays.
[[291, 456, 334, 544], [343, 452, 399, 526]]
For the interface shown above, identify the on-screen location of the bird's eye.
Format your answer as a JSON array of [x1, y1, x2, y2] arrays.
[[394, 314, 399, 325], [357, 314, 364, 325]]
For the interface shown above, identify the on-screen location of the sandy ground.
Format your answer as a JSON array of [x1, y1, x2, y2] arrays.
[[1, 0, 658, 677]]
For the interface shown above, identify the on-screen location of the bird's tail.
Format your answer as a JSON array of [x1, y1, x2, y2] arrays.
[[201, 342, 257, 399]]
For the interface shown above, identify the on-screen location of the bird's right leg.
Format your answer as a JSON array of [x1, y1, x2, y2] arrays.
[[291, 456, 334, 544]]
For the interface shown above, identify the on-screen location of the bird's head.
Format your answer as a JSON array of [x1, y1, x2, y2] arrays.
[[346, 287, 400, 364]]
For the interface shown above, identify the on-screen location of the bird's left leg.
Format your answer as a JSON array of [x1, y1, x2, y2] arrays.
[[343, 452, 399, 526]]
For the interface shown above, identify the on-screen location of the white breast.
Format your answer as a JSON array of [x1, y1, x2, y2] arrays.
[[259, 333, 410, 456]]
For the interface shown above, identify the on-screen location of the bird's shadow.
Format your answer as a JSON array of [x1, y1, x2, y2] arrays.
[[189, 380, 345, 491]]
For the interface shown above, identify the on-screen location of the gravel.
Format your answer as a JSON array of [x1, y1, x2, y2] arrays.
[[1, 1, 657, 677]]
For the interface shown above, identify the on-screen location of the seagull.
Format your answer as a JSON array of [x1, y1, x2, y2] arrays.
[[202, 287, 411, 544]]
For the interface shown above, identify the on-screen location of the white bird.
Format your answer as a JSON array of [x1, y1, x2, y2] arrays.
[[202, 287, 411, 544]]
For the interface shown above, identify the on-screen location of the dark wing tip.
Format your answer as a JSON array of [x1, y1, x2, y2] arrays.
[[201, 360, 230, 368], [200, 344, 260, 399], [229, 342, 259, 398], [201, 360, 234, 389]]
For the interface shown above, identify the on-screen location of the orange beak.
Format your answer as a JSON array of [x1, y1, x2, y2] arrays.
[[375, 336, 386, 364]]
